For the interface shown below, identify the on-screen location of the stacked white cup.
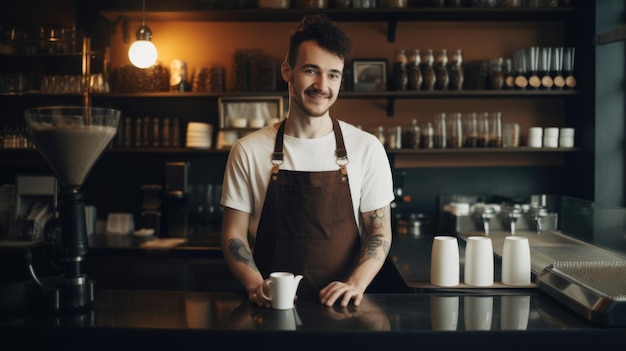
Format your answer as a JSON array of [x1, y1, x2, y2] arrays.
[[186, 122, 213, 149], [559, 128, 575, 148], [527, 127, 543, 148], [543, 127, 559, 148]]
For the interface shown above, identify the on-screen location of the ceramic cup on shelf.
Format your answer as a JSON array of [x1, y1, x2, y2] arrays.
[[527, 127, 543, 148]]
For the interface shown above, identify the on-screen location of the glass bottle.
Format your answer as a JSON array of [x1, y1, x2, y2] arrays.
[[420, 49, 436, 91], [448, 112, 463, 148], [420, 122, 434, 149], [563, 47, 576, 89], [406, 49, 422, 90], [433, 113, 447, 148], [551, 46, 565, 89], [503, 58, 515, 90], [447, 49, 463, 91], [487, 112, 502, 147], [513, 49, 528, 90], [476, 112, 489, 147], [539, 47, 553, 90], [527, 46, 541, 90], [402, 119, 421, 149], [463, 113, 478, 148], [434, 49, 449, 90], [391, 49, 408, 91]]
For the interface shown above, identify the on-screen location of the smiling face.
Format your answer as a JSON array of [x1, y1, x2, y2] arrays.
[[282, 40, 345, 118]]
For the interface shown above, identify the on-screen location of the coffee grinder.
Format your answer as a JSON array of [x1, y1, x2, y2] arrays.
[[24, 106, 120, 310]]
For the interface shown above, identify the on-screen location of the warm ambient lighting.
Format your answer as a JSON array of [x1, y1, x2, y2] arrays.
[[128, 0, 157, 69]]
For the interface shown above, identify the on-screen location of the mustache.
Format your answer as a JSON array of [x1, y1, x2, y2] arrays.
[[305, 88, 332, 98]]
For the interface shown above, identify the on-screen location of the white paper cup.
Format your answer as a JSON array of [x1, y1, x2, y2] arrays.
[[464, 296, 493, 331], [430, 296, 459, 331], [501, 236, 531, 286], [464, 236, 494, 287], [500, 296, 530, 330], [430, 236, 460, 286]]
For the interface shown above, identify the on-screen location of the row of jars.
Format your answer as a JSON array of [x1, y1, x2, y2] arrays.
[[257, 0, 570, 8], [0, 73, 109, 94], [456, 46, 576, 91], [391, 48, 464, 91], [373, 112, 509, 149], [0, 25, 81, 55]]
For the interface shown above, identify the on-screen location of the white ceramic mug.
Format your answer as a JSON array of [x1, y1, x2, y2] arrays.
[[260, 272, 303, 310], [430, 236, 460, 286]]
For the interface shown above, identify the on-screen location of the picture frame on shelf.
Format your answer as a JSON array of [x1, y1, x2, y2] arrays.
[[353, 59, 387, 92]]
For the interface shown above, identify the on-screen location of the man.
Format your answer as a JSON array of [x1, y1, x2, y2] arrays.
[[220, 14, 394, 308]]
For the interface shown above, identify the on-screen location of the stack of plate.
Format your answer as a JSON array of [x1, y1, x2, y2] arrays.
[[186, 122, 212, 149]]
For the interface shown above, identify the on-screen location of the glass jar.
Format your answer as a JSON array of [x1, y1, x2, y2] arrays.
[[421, 122, 434, 149], [463, 113, 478, 148], [447, 49, 463, 91], [331, 0, 352, 7], [407, 49, 422, 91], [420, 49, 436, 91], [433, 113, 447, 148], [434, 49, 449, 90], [489, 57, 504, 90], [380, 0, 408, 8], [295, 0, 329, 8], [448, 112, 463, 148], [391, 49, 408, 91], [403, 119, 421, 149]]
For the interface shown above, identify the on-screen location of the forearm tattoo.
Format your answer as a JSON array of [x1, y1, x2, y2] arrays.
[[360, 208, 390, 263], [228, 238, 259, 272]]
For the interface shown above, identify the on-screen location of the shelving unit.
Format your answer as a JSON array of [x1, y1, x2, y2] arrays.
[[0, 3, 595, 209]]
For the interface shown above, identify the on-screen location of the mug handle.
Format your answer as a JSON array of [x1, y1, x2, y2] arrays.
[[259, 279, 272, 301]]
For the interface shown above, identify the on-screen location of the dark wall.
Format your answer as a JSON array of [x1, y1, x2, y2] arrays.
[[595, 0, 626, 207]]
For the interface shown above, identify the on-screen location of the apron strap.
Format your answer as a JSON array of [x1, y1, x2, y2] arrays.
[[271, 118, 349, 175]]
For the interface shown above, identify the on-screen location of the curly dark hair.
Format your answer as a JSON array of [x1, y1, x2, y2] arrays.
[[286, 13, 353, 69]]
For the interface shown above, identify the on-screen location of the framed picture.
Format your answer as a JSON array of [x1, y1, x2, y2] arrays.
[[353, 59, 387, 92]]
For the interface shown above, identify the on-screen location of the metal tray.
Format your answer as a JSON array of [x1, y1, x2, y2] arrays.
[[537, 260, 626, 326]]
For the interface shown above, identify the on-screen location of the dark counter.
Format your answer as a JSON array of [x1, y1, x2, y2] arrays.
[[2, 233, 626, 350], [0, 289, 624, 351]]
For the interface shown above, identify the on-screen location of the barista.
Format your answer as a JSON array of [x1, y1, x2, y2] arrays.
[[220, 14, 394, 308]]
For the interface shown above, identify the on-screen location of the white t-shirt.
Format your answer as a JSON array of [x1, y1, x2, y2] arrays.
[[220, 119, 395, 237]]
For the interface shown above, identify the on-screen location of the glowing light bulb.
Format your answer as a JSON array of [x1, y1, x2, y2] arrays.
[[128, 39, 157, 69]]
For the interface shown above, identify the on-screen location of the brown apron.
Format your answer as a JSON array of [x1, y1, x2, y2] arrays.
[[253, 118, 361, 299]]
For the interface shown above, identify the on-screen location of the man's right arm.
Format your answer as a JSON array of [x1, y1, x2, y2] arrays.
[[220, 206, 270, 308]]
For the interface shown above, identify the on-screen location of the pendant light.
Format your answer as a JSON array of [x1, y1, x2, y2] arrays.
[[128, 0, 157, 69]]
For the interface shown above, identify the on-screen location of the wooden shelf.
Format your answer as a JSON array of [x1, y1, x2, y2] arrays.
[[100, 7, 577, 42]]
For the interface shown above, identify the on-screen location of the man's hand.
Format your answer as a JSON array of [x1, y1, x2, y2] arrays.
[[319, 281, 364, 307]]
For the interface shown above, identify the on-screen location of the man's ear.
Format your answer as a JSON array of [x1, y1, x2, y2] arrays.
[[280, 61, 292, 83]]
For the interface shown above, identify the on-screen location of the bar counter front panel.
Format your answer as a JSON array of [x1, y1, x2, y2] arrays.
[[1, 289, 624, 351], [1, 234, 626, 350]]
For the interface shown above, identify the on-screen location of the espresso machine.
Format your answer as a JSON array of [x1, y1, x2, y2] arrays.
[[24, 106, 120, 311]]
